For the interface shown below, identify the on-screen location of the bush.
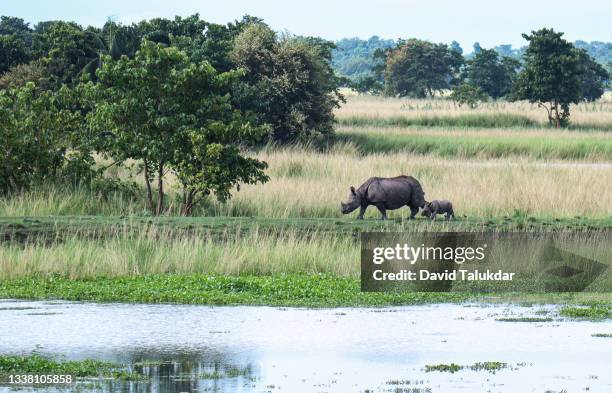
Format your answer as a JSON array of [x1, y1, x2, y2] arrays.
[[450, 83, 489, 108]]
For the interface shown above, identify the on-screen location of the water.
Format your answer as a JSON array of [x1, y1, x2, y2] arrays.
[[0, 300, 611, 392]]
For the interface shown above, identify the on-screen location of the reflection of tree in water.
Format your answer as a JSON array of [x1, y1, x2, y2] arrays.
[[98, 348, 257, 393]]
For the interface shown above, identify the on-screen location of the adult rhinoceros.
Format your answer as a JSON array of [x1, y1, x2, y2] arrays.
[[340, 176, 425, 220]]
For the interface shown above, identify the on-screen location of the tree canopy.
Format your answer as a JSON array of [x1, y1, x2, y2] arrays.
[[512, 28, 609, 127], [383, 39, 463, 97], [231, 23, 343, 142], [82, 41, 268, 215], [462, 48, 519, 99]]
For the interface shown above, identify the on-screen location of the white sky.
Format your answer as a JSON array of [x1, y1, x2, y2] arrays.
[[2, 0, 611, 51]]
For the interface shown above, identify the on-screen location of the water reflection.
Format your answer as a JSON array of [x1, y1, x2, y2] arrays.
[[0, 300, 611, 392]]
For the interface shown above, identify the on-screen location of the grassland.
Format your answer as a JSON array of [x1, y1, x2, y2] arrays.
[[2, 150, 611, 219], [336, 126, 612, 160], [335, 94, 612, 129], [2, 217, 610, 280], [1, 97, 611, 219], [0, 94, 610, 308]]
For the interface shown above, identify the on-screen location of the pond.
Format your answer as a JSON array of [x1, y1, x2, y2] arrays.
[[0, 300, 611, 392]]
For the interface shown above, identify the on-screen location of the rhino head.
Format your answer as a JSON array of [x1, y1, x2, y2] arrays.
[[421, 201, 432, 217], [341, 186, 361, 214]]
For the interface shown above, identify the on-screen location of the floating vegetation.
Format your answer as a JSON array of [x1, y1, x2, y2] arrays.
[[425, 361, 508, 374], [495, 316, 554, 322]]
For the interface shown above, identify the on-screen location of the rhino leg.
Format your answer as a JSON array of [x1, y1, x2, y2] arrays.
[[357, 205, 367, 220], [409, 206, 419, 219], [375, 204, 387, 220]]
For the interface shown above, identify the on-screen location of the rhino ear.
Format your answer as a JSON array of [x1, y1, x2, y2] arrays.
[[350, 186, 356, 195]]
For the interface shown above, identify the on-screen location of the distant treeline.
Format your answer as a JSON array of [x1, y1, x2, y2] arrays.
[[334, 31, 609, 128], [332, 37, 612, 81]]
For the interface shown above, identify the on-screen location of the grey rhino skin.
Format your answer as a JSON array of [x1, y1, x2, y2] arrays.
[[421, 200, 454, 221], [340, 176, 425, 220]]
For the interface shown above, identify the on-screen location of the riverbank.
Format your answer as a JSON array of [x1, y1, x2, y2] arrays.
[[1, 274, 611, 314]]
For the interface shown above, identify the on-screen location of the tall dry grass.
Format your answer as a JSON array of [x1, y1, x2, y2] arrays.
[[2, 145, 611, 218], [335, 95, 612, 128], [0, 227, 358, 279], [208, 146, 612, 219], [1, 145, 610, 218]]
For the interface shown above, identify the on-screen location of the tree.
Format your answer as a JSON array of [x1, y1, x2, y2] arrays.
[[450, 83, 488, 108], [0, 16, 32, 38], [382, 39, 463, 98], [0, 35, 30, 74], [512, 28, 583, 127], [32, 21, 106, 85], [0, 83, 86, 193], [331, 36, 395, 81], [231, 23, 343, 142], [136, 14, 259, 72], [576, 49, 609, 102], [450, 41, 463, 55], [351, 75, 383, 94], [82, 41, 268, 215], [463, 48, 519, 98], [0, 62, 50, 90]]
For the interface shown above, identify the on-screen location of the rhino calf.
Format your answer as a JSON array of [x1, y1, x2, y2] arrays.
[[340, 176, 425, 220], [421, 200, 454, 221]]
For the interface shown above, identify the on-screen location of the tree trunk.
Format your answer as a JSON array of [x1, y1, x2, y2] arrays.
[[143, 158, 154, 214], [181, 189, 197, 216], [156, 162, 164, 215], [553, 102, 561, 128]]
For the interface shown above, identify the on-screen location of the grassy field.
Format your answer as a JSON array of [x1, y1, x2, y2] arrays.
[[2, 149, 611, 219], [0, 94, 611, 307], [335, 94, 612, 129], [2, 216, 610, 280], [336, 126, 612, 159]]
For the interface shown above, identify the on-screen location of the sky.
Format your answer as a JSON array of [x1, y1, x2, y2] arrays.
[[2, 0, 611, 52]]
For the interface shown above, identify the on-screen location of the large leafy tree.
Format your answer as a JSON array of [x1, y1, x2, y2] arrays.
[[32, 21, 106, 85], [82, 41, 268, 215], [231, 23, 343, 142], [0, 83, 85, 193], [134, 14, 258, 71], [463, 48, 519, 99], [383, 39, 463, 97], [0, 35, 30, 74], [0, 16, 33, 75], [512, 28, 600, 127]]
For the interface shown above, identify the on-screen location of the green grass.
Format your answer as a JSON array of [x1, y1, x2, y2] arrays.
[[1, 215, 610, 282], [337, 130, 612, 160], [2, 215, 610, 241], [1, 215, 610, 280], [0, 274, 469, 307], [0, 354, 142, 381], [337, 113, 611, 131], [337, 114, 538, 128], [1, 274, 611, 308], [591, 333, 612, 337]]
